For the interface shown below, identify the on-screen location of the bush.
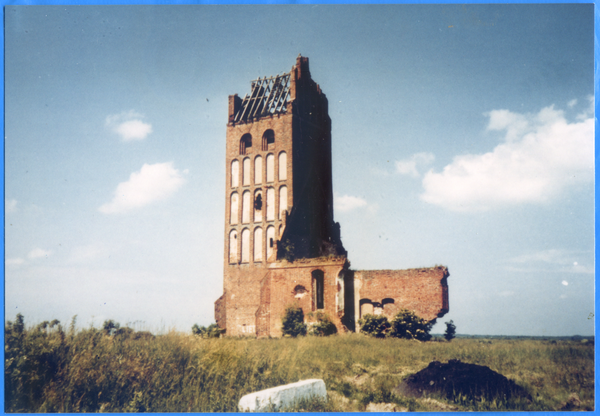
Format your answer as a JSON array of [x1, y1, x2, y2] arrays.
[[192, 323, 223, 338], [389, 309, 434, 341], [358, 314, 390, 338], [444, 320, 456, 342], [308, 311, 337, 336], [281, 306, 307, 337]]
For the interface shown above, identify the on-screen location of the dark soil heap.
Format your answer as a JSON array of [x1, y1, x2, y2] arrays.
[[395, 359, 531, 402]]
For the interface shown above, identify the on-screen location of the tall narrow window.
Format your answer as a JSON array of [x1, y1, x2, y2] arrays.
[[240, 134, 252, 155], [254, 155, 263, 184], [242, 191, 250, 224], [278, 152, 287, 181], [266, 187, 275, 221], [254, 190, 263, 222], [242, 158, 250, 186], [266, 225, 275, 260], [231, 160, 239, 188], [262, 129, 274, 150], [254, 227, 263, 262], [241, 229, 250, 263], [312, 270, 325, 310], [229, 230, 238, 263], [230, 192, 238, 225], [266, 154, 274, 182], [279, 186, 287, 219]]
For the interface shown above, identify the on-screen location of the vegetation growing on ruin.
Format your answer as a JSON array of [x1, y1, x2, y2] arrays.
[[5, 314, 594, 412]]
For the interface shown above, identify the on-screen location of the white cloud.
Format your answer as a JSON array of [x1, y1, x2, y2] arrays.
[[507, 249, 593, 274], [567, 99, 577, 108], [395, 152, 435, 177], [6, 258, 25, 267], [335, 194, 368, 212], [5, 199, 17, 213], [99, 162, 186, 214], [28, 248, 52, 259], [421, 105, 594, 212], [106, 110, 153, 141]]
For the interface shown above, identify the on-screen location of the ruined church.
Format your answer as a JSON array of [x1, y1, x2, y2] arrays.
[[215, 56, 449, 337]]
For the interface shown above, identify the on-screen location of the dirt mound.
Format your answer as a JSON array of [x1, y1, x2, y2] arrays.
[[395, 359, 531, 402]]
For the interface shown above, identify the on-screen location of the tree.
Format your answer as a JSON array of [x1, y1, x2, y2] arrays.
[[388, 309, 434, 341], [308, 311, 337, 336], [281, 306, 307, 337], [358, 314, 390, 338], [444, 320, 456, 342]]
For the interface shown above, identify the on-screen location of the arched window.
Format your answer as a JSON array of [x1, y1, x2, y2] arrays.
[[254, 155, 263, 184], [254, 227, 263, 262], [262, 129, 275, 150], [279, 186, 287, 219], [229, 230, 238, 263], [242, 191, 250, 224], [254, 189, 263, 222], [266, 154, 274, 182], [241, 229, 250, 263], [278, 152, 287, 181], [266, 187, 275, 221], [242, 158, 250, 186], [266, 225, 275, 260], [312, 270, 324, 310], [359, 299, 374, 318], [240, 134, 252, 155], [231, 160, 239, 188], [230, 192, 238, 225]]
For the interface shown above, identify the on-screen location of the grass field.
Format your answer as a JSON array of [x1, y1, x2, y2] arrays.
[[5, 315, 594, 412]]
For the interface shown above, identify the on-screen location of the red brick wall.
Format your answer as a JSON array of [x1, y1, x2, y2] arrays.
[[256, 257, 348, 337], [354, 267, 449, 324]]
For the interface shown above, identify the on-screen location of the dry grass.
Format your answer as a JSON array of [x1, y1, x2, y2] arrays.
[[4, 315, 594, 412]]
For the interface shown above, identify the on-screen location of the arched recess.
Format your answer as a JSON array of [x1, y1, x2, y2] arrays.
[[240, 134, 252, 155], [242, 191, 251, 224], [254, 189, 263, 222], [359, 299, 374, 318], [279, 186, 288, 219], [266, 187, 275, 221], [254, 155, 263, 184], [293, 285, 308, 299], [229, 229, 238, 263], [242, 158, 251, 186], [231, 160, 239, 188], [262, 129, 275, 150], [312, 270, 325, 311], [254, 227, 263, 262], [266, 225, 275, 260], [278, 152, 287, 180], [266, 154, 274, 182], [241, 229, 250, 263], [230, 192, 239, 225]]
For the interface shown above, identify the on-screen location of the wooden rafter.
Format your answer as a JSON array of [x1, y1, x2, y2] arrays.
[[234, 73, 291, 122]]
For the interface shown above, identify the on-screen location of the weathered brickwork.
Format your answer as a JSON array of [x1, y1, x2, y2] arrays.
[[353, 267, 449, 327], [215, 56, 449, 337]]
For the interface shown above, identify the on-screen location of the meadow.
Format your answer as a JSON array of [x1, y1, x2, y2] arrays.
[[4, 315, 594, 412]]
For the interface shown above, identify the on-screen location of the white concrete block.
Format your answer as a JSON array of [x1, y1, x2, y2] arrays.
[[238, 379, 327, 412]]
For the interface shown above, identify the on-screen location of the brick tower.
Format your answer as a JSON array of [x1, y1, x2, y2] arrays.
[[215, 56, 347, 336], [215, 56, 449, 337]]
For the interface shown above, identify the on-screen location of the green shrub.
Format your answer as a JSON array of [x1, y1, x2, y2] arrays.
[[444, 320, 457, 342], [388, 309, 434, 341], [281, 306, 307, 337], [308, 311, 337, 336], [192, 323, 223, 338], [358, 314, 390, 338]]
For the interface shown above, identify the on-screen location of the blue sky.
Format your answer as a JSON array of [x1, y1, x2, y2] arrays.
[[4, 4, 595, 336]]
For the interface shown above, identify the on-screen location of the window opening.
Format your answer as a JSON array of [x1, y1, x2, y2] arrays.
[[312, 270, 324, 310], [240, 134, 252, 155]]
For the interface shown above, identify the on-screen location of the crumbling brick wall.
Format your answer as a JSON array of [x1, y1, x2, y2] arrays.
[[353, 267, 449, 326]]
